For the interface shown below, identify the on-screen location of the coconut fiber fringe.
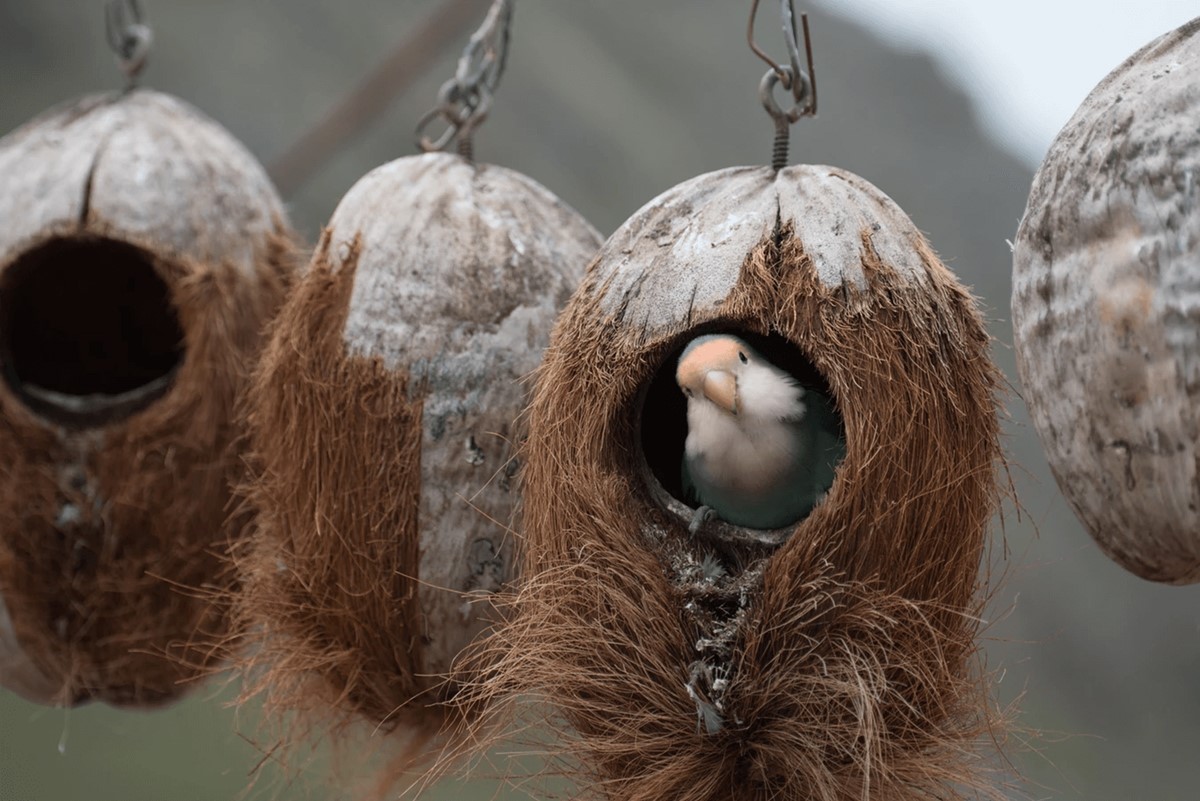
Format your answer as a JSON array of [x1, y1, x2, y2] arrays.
[[449, 228, 1011, 801], [0, 227, 295, 707], [229, 233, 455, 788]]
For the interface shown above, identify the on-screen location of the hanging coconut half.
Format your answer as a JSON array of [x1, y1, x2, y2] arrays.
[[234, 151, 601, 758], [456, 164, 1007, 801], [0, 88, 295, 707], [1012, 18, 1200, 584]]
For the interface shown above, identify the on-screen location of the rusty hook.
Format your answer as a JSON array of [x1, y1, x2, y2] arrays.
[[414, 0, 513, 162], [105, 0, 153, 89], [748, 0, 817, 170], [748, 0, 816, 114]]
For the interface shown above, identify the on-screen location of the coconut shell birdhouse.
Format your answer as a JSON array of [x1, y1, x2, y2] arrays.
[[233, 147, 601, 753], [455, 12, 1008, 786], [1013, 18, 1200, 585], [0, 85, 294, 706], [462, 163, 1006, 800]]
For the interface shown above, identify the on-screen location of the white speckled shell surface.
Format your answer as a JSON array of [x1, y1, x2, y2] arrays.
[[328, 152, 601, 676], [596, 164, 933, 335], [1012, 18, 1200, 583], [0, 89, 284, 272]]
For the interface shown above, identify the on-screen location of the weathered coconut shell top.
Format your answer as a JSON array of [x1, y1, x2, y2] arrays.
[[0, 89, 283, 271], [331, 152, 601, 677], [0, 88, 291, 705], [1013, 18, 1200, 584], [598, 164, 933, 337]]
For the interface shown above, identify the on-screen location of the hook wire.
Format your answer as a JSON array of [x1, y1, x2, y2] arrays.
[[748, 0, 790, 88], [105, 0, 153, 90], [748, 0, 817, 170], [415, 0, 513, 161]]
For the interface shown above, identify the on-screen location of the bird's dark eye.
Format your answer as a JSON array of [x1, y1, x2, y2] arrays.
[[738, 351, 748, 363]]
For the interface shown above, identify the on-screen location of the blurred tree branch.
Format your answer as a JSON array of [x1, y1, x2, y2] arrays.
[[268, 0, 490, 196]]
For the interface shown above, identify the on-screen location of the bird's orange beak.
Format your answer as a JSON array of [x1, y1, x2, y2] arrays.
[[702, 370, 738, 415]]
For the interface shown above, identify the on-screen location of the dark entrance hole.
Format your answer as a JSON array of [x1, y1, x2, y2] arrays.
[[639, 328, 845, 534], [0, 236, 185, 427]]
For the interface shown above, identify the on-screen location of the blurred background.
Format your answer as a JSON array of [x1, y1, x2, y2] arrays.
[[1, 1, 1198, 799]]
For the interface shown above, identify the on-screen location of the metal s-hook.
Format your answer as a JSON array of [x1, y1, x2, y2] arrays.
[[105, 0, 153, 90], [748, 0, 817, 171], [455, 0, 511, 99], [415, 0, 513, 162]]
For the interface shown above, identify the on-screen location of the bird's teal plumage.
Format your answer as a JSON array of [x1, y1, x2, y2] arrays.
[[677, 335, 844, 530]]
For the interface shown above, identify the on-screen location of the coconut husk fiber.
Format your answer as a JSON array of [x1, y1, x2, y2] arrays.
[[231, 153, 601, 777], [453, 165, 1009, 801], [0, 89, 296, 707], [1013, 18, 1200, 584]]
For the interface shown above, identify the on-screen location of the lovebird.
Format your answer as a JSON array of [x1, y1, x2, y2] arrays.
[[676, 334, 844, 531]]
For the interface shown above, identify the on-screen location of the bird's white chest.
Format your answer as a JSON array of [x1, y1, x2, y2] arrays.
[[684, 403, 801, 495]]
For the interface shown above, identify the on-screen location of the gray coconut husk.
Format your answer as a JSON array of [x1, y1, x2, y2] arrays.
[[451, 165, 1011, 801], [230, 153, 601, 789], [0, 89, 296, 706], [1013, 18, 1200, 584]]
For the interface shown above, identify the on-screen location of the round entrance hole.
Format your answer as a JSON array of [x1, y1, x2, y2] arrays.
[[639, 329, 845, 536], [0, 236, 185, 427]]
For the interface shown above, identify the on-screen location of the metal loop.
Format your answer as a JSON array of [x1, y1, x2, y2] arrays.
[[748, 0, 790, 88], [748, 0, 817, 117], [457, 91, 493, 138], [759, 67, 810, 126], [455, 0, 511, 95], [105, 0, 153, 89], [414, 106, 461, 154], [748, 0, 817, 170], [415, 0, 513, 160]]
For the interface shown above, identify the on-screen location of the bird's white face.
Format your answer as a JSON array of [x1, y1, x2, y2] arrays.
[[676, 336, 745, 416], [675, 335, 805, 422]]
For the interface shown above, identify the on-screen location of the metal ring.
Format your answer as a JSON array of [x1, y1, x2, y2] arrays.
[[759, 67, 807, 125], [415, 0, 511, 157], [414, 106, 460, 154], [105, 0, 152, 87]]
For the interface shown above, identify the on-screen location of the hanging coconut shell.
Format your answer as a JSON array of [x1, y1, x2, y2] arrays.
[[456, 164, 1007, 801], [234, 152, 601, 759], [0, 89, 295, 707], [1012, 19, 1200, 585]]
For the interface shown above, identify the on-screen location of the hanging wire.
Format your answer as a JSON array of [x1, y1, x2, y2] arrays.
[[748, 0, 817, 171], [105, 0, 153, 90], [414, 0, 513, 162]]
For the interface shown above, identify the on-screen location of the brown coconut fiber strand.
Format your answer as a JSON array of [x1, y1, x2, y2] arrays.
[[0, 227, 295, 707], [450, 228, 1012, 801], [230, 232, 452, 786]]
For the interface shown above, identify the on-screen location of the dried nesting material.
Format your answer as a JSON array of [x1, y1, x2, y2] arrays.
[[0, 89, 295, 707], [457, 165, 1008, 801], [234, 152, 601, 767], [1013, 19, 1200, 584]]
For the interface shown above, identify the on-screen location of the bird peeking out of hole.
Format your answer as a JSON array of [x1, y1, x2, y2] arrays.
[[676, 334, 844, 532]]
